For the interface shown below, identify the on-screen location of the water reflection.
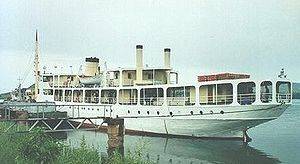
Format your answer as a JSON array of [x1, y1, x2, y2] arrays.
[[66, 131, 280, 164]]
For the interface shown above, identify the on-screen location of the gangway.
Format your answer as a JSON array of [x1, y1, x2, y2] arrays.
[[0, 102, 115, 133]]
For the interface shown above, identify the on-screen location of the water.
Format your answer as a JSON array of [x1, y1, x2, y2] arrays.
[[66, 100, 300, 164]]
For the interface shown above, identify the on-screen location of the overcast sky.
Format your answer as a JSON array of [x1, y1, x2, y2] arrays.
[[0, 0, 299, 93]]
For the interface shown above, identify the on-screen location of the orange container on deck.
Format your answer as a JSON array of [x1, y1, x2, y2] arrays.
[[198, 73, 250, 82]]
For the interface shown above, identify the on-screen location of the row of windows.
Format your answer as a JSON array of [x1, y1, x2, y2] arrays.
[[46, 81, 291, 106]]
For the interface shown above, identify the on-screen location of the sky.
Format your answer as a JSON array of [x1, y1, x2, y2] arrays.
[[0, 0, 300, 93]]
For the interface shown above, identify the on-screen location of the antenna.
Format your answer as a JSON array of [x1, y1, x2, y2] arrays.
[[34, 29, 40, 100], [278, 68, 287, 78], [17, 76, 22, 101]]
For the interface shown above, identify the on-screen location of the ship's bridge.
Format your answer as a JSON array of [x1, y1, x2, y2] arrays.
[[106, 67, 178, 87]]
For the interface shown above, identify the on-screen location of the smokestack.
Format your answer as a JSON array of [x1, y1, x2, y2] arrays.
[[164, 48, 171, 68], [136, 45, 143, 83]]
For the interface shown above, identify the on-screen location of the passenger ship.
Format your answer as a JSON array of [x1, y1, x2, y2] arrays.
[[34, 34, 292, 141]]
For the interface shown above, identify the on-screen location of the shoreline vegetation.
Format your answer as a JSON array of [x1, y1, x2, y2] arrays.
[[0, 122, 154, 164]]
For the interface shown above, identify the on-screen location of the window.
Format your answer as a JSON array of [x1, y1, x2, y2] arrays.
[[199, 85, 216, 105], [43, 76, 53, 82], [217, 83, 233, 105], [128, 73, 132, 79], [199, 84, 233, 105], [65, 90, 72, 102], [54, 89, 63, 101], [85, 90, 99, 103], [101, 89, 117, 104], [167, 86, 195, 106], [276, 81, 291, 103], [140, 88, 164, 106], [260, 81, 272, 103], [237, 82, 256, 105], [147, 73, 152, 80], [43, 89, 53, 95], [119, 89, 138, 105], [73, 90, 83, 103]]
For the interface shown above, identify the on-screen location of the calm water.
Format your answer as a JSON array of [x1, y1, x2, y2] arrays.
[[66, 100, 300, 164]]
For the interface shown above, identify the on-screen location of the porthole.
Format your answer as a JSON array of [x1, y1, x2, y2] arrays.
[[170, 112, 173, 116], [97, 109, 99, 111], [190, 111, 193, 115], [200, 111, 203, 115], [157, 111, 160, 115], [220, 111, 224, 114], [69, 106, 71, 109], [210, 110, 213, 114], [147, 111, 150, 115], [128, 110, 130, 114], [105, 109, 108, 112], [138, 111, 141, 114]]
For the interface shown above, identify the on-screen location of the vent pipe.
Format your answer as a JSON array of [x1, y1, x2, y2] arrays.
[[84, 57, 99, 76], [164, 48, 171, 68], [136, 45, 143, 83]]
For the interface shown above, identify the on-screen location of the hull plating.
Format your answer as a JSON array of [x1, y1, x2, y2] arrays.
[[56, 103, 289, 138]]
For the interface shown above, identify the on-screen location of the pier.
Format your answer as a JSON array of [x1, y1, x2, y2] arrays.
[[0, 102, 125, 150]]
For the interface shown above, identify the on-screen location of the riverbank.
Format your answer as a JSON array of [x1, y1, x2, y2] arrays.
[[0, 123, 153, 164]]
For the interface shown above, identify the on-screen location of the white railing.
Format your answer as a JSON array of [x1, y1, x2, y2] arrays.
[[84, 97, 99, 103], [54, 96, 63, 101], [73, 97, 83, 103], [260, 93, 272, 103], [122, 79, 134, 86], [276, 93, 291, 103], [141, 97, 164, 106], [199, 95, 233, 105], [100, 97, 117, 104], [119, 98, 138, 105], [64, 96, 72, 102], [237, 93, 256, 105], [166, 97, 195, 106]]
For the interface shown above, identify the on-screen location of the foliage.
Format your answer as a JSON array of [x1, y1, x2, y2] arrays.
[[108, 139, 153, 164], [0, 123, 154, 164], [17, 128, 63, 164], [56, 137, 100, 164]]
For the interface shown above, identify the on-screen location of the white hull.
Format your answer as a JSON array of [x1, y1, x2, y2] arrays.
[[55, 103, 289, 138]]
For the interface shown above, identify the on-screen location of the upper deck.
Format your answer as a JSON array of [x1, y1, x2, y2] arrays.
[[39, 78, 292, 107]]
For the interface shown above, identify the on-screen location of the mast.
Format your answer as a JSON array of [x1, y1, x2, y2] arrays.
[[34, 30, 40, 100], [17, 77, 22, 101]]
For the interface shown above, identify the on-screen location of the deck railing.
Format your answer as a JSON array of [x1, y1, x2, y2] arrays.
[[237, 93, 256, 105], [119, 98, 138, 105], [199, 95, 233, 105], [260, 93, 272, 103], [141, 97, 164, 106], [166, 97, 195, 106], [276, 93, 291, 103], [84, 97, 99, 103], [64, 96, 72, 102], [73, 97, 83, 103], [100, 97, 117, 104]]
